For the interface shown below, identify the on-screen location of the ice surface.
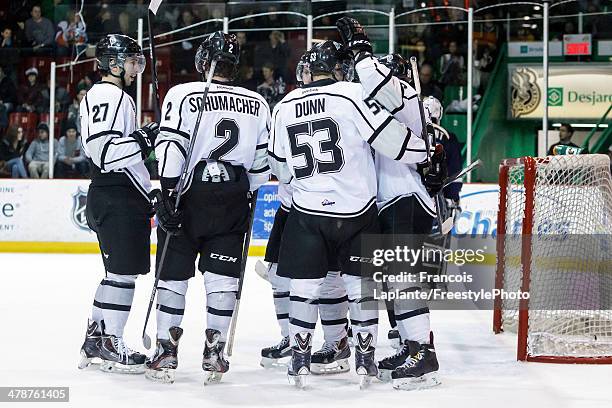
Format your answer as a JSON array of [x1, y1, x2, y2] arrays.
[[0, 253, 611, 408]]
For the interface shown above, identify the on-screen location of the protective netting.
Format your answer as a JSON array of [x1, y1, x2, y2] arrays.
[[499, 154, 612, 360]]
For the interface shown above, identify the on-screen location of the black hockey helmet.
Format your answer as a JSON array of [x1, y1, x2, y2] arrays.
[[378, 53, 410, 81], [96, 34, 145, 76], [195, 31, 240, 79], [307, 41, 354, 81]]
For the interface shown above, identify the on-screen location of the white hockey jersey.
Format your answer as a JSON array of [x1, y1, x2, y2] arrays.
[[277, 181, 293, 211], [356, 56, 436, 216], [156, 81, 271, 192], [80, 81, 152, 198], [269, 78, 418, 218]]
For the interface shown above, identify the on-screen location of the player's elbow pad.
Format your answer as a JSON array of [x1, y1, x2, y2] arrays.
[[269, 157, 292, 184]]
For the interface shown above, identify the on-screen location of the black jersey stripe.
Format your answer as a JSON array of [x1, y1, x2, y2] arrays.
[[161, 141, 171, 177], [367, 116, 394, 145], [249, 165, 270, 174], [395, 129, 412, 161], [156, 139, 187, 158], [104, 150, 142, 166], [110, 91, 124, 130], [122, 167, 151, 199], [268, 150, 286, 162], [367, 68, 393, 101], [160, 126, 190, 140], [86, 130, 123, 143], [280, 92, 375, 131]]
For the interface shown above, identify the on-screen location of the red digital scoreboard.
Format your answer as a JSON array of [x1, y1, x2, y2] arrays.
[[563, 34, 592, 56]]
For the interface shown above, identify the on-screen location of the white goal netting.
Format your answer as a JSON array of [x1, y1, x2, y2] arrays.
[[497, 154, 612, 361]]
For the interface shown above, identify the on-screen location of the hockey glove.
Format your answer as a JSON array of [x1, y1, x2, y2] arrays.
[[130, 122, 160, 159], [417, 144, 448, 197], [336, 17, 373, 62], [149, 188, 183, 236]]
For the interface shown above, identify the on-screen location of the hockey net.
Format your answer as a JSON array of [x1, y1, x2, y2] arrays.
[[493, 154, 612, 363]]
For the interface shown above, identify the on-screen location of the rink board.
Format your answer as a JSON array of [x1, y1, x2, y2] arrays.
[[0, 179, 499, 255]]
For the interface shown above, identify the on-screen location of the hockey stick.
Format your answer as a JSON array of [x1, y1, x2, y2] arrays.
[[409, 57, 451, 235], [443, 158, 482, 189], [141, 59, 219, 349], [226, 190, 259, 357], [147, 1, 162, 121]]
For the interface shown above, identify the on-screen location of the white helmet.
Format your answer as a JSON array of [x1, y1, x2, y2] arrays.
[[423, 96, 443, 124]]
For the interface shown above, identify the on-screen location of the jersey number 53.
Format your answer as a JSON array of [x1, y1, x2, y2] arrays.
[[287, 118, 345, 179]]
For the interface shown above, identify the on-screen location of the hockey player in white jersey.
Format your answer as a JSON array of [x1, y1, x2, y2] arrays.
[[78, 34, 159, 374], [261, 52, 351, 373], [337, 17, 446, 390], [269, 40, 429, 389], [144, 32, 270, 385]]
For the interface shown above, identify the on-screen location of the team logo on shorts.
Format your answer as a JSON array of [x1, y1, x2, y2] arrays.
[[71, 187, 90, 231], [321, 199, 335, 207]]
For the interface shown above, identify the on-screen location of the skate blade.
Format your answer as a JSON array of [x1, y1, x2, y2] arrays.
[[78, 351, 102, 369], [99, 360, 145, 374], [392, 372, 441, 391], [311, 359, 350, 375], [260, 356, 290, 369], [202, 370, 224, 385], [145, 367, 176, 384], [287, 374, 308, 389], [376, 369, 393, 383]]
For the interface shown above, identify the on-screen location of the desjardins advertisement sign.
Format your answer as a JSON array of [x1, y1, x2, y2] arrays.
[[508, 63, 612, 120]]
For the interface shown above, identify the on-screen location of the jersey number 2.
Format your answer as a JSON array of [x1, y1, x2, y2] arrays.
[[287, 118, 344, 179], [210, 118, 239, 160]]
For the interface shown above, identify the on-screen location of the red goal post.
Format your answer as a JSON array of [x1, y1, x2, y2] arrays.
[[494, 154, 612, 364]]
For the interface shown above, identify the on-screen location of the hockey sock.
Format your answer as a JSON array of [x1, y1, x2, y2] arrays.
[[205, 271, 238, 342], [319, 271, 349, 343], [343, 274, 378, 347], [98, 273, 137, 337], [91, 279, 105, 329], [394, 306, 430, 344], [288, 278, 324, 347], [268, 263, 290, 338], [156, 280, 188, 340]]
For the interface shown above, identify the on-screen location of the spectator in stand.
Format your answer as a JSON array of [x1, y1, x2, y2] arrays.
[[55, 9, 87, 57], [547, 123, 585, 155], [238, 65, 257, 92], [439, 40, 465, 86], [174, 8, 199, 75], [118, 11, 132, 36], [0, 26, 22, 79], [419, 63, 444, 101], [76, 71, 96, 92], [254, 31, 290, 82], [18, 67, 46, 113], [236, 32, 254, 67], [0, 125, 27, 178], [0, 66, 17, 114], [67, 88, 86, 133], [25, 4, 55, 54], [42, 77, 70, 113], [256, 62, 285, 110], [55, 121, 88, 178], [88, 3, 117, 43], [25, 122, 58, 178]]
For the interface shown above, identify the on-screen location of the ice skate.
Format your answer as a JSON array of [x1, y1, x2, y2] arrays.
[[98, 335, 146, 374], [354, 333, 378, 390], [377, 339, 420, 382], [78, 320, 102, 369], [287, 332, 312, 389], [202, 328, 229, 385], [311, 337, 351, 374], [260, 336, 291, 369], [391, 342, 441, 391], [145, 326, 183, 384]]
